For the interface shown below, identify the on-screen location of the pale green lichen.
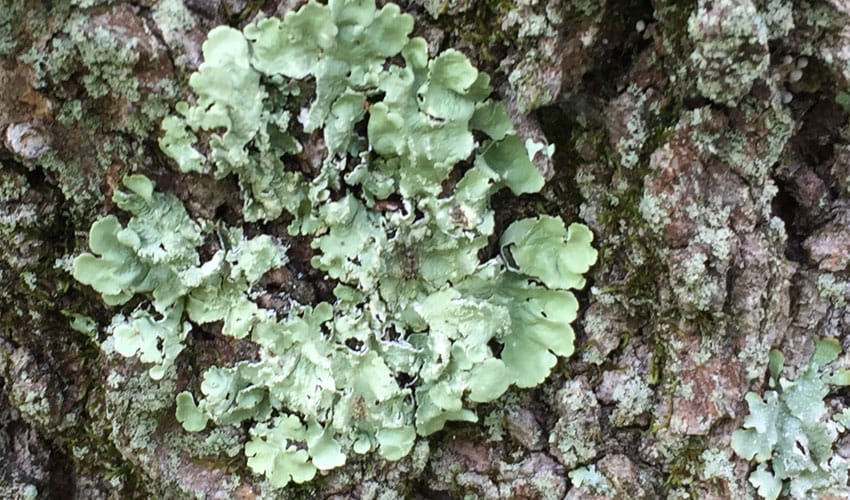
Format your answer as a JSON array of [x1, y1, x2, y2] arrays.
[[499, 0, 571, 113], [26, 14, 129, 98], [482, 410, 506, 443], [611, 85, 655, 170], [9, 6, 179, 221], [0, 0, 24, 55], [75, 0, 597, 488], [9, 374, 53, 430], [549, 378, 601, 469], [688, 0, 769, 106], [732, 338, 850, 499], [816, 273, 848, 307], [73, 174, 284, 380], [151, 0, 197, 63], [610, 376, 653, 427], [568, 465, 614, 496], [700, 448, 750, 499]]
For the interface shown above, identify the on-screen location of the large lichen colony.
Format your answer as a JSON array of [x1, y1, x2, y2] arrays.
[[71, 0, 597, 487]]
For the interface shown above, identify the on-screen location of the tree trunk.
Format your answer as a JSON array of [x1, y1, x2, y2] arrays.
[[2, 0, 850, 498]]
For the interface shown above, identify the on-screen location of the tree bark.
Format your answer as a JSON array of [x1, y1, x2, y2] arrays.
[[2, 0, 850, 498]]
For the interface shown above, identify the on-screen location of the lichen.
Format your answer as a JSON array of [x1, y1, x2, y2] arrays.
[[22, 10, 176, 137], [610, 376, 653, 427], [568, 465, 615, 496], [73, 0, 597, 488], [4, 4, 179, 222], [549, 377, 601, 469], [151, 0, 197, 62], [732, 338, 850, 499], [817, 273, 848, 307], [688, 0, 769, 106]]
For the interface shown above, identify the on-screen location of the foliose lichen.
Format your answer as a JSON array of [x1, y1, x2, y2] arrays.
[[731, 338, 850, 499], [73, 0, 597, 488]]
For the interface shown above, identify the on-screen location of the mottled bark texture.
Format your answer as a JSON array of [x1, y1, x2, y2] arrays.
[[2, 0, 850, 498]]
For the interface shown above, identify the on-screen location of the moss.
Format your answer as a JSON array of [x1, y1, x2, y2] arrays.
[[575, 124, 667, 315], [652, 1, 698, 93], [794, 0, 847, 60], [8, 379, 53, 432], [0, 275, 151, 497], [64, 376, 151, 497], [566, 0, 606, 22], [421, 0, 517, 65], [0, 169, 40, 244], [658, 436, 708, 492], [0, 164, 75, 340]]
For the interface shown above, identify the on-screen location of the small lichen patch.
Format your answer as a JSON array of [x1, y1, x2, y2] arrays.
[[732, 338, 850, 499]]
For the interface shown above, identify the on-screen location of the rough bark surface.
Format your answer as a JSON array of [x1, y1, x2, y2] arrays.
[[2, 0, 850, 498]]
